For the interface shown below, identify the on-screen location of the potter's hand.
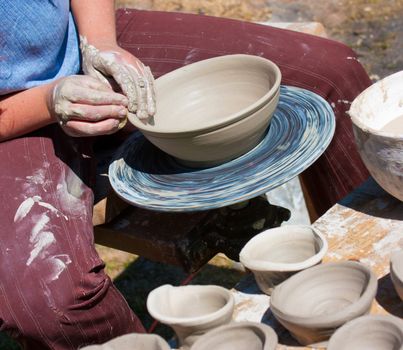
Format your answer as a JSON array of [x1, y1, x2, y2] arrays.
[[49, 75, 129, 137], [80, 36, 156, 122]]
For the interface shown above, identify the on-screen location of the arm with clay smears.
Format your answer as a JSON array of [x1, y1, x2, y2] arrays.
[[71, 0, 156, 122]]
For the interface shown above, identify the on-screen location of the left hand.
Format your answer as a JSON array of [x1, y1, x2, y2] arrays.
[[80, 36, 156, 122]]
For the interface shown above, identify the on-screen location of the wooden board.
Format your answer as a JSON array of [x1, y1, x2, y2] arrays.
[[231, 178, 403, 349]]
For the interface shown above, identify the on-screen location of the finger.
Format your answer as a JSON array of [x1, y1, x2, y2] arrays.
[[67, 103, 127, 121], [125, 64, 150, 119], [86, 66, 113, 89], [62, 118, 121, 137], [68, 85, 128, 106], [78, 75, 116, 93], [107, 63, 139, 113], [144, 66, 156, 116]]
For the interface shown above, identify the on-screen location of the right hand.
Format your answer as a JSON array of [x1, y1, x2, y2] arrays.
[[48, 75, 129, 137]]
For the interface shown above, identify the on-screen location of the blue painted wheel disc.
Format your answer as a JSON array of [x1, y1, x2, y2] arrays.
[[109, 86, 335, 212]]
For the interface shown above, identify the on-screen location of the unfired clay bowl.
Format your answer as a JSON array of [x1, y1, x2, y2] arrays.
[[146, 284, 234, 349], [270, 261, 378, 345], [349, 70, 403, 201], [129, 54, 281, 167], [81, 333, 171, 350], [190, 321, 278, 350], [239, 225, 328, 295], [327, 315, 403, 350], [391, 249, 403, 300]]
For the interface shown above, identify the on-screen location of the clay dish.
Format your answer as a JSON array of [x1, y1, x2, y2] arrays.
[[327, 315, 403, 350], [81, 333, 171, 350], [190, 321, 278, 350], [270, 261, 378, 346], [349, 70, 403, 201], [391, 249, 403, 300], [129, 54, 281, 167], [239, 225, 328, 295], [146, 284, 234, 349]]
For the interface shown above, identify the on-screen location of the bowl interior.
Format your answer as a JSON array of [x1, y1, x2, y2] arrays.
[[239, 226, 326, 270], [272, 263, 371, 318], [132, 54, 280, 134], [349, 71, 403, 136], [328, 316, 403, 350], [149, 285, 230, 319], [203, 327, 265, 350], [191, 322, 277, 350]]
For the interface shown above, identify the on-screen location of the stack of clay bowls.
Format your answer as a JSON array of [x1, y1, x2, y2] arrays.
[[391, 249, 403, 300], [129, 54, 281, 168], [349, 70, 403, 201], [239, 225, 328, 294], [269, 261, 378, 345], [327, 315, 403, 350], [146, 284, 234, 349]]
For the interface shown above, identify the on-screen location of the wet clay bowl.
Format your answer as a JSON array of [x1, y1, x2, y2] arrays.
[[129, 54, 281, 167], [190, 321, 278, 350], [146, 284, 234, 349], [327, 315, 403, 350], [239, 225, 328, 295], [81, 333, 171, 350], [391, 249, 403, 300], [349, 70, 403, 201], [270, 261, 378, 346]]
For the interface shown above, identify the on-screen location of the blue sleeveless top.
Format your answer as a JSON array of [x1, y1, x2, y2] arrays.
[[0, 0, 80, 95]]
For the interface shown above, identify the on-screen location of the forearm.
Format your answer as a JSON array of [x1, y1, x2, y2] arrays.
[[71, 0, 117, 45], [0, 83, 56, 142]]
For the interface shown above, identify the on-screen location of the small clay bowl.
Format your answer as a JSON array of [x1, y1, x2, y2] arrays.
[[146, 284, 234, 349], [390, 249, 403, 300], [239, 225, 328, 295], [327, 315, 403, 350], [190, 321, 278, 350], [349, 70, 403, 201], [81, 333, 171, 350], [129, 54, 281, 167], [270, 261, 378, 345]]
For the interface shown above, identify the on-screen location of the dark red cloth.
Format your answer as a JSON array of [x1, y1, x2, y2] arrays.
[[116, 9, 371, 216], [0, 125, 145, 350]]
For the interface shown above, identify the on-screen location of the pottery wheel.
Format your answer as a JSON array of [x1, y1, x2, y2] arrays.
[[109, 86, 335, 212]]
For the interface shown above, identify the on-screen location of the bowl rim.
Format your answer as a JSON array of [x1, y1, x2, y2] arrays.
[[390, 250, 403, 285], [327, 314, 403, 350], [146, 284, 234, 326], [129, 54, 282, 136], [349, 70, 403, 140], [239, 225, 328, 272], [191, 321, 278, 350], [269, 261, 378, 327]]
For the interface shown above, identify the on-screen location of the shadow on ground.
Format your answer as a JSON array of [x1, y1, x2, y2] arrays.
[[113, 257, 245, 340]]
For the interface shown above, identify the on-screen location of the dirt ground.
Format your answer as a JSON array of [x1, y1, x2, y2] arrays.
[[1, 1, 402, 348]]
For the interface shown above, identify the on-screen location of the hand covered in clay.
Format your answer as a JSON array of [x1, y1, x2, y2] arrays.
[[80, 36, 156, 122], [49, 75, 129, 137]]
